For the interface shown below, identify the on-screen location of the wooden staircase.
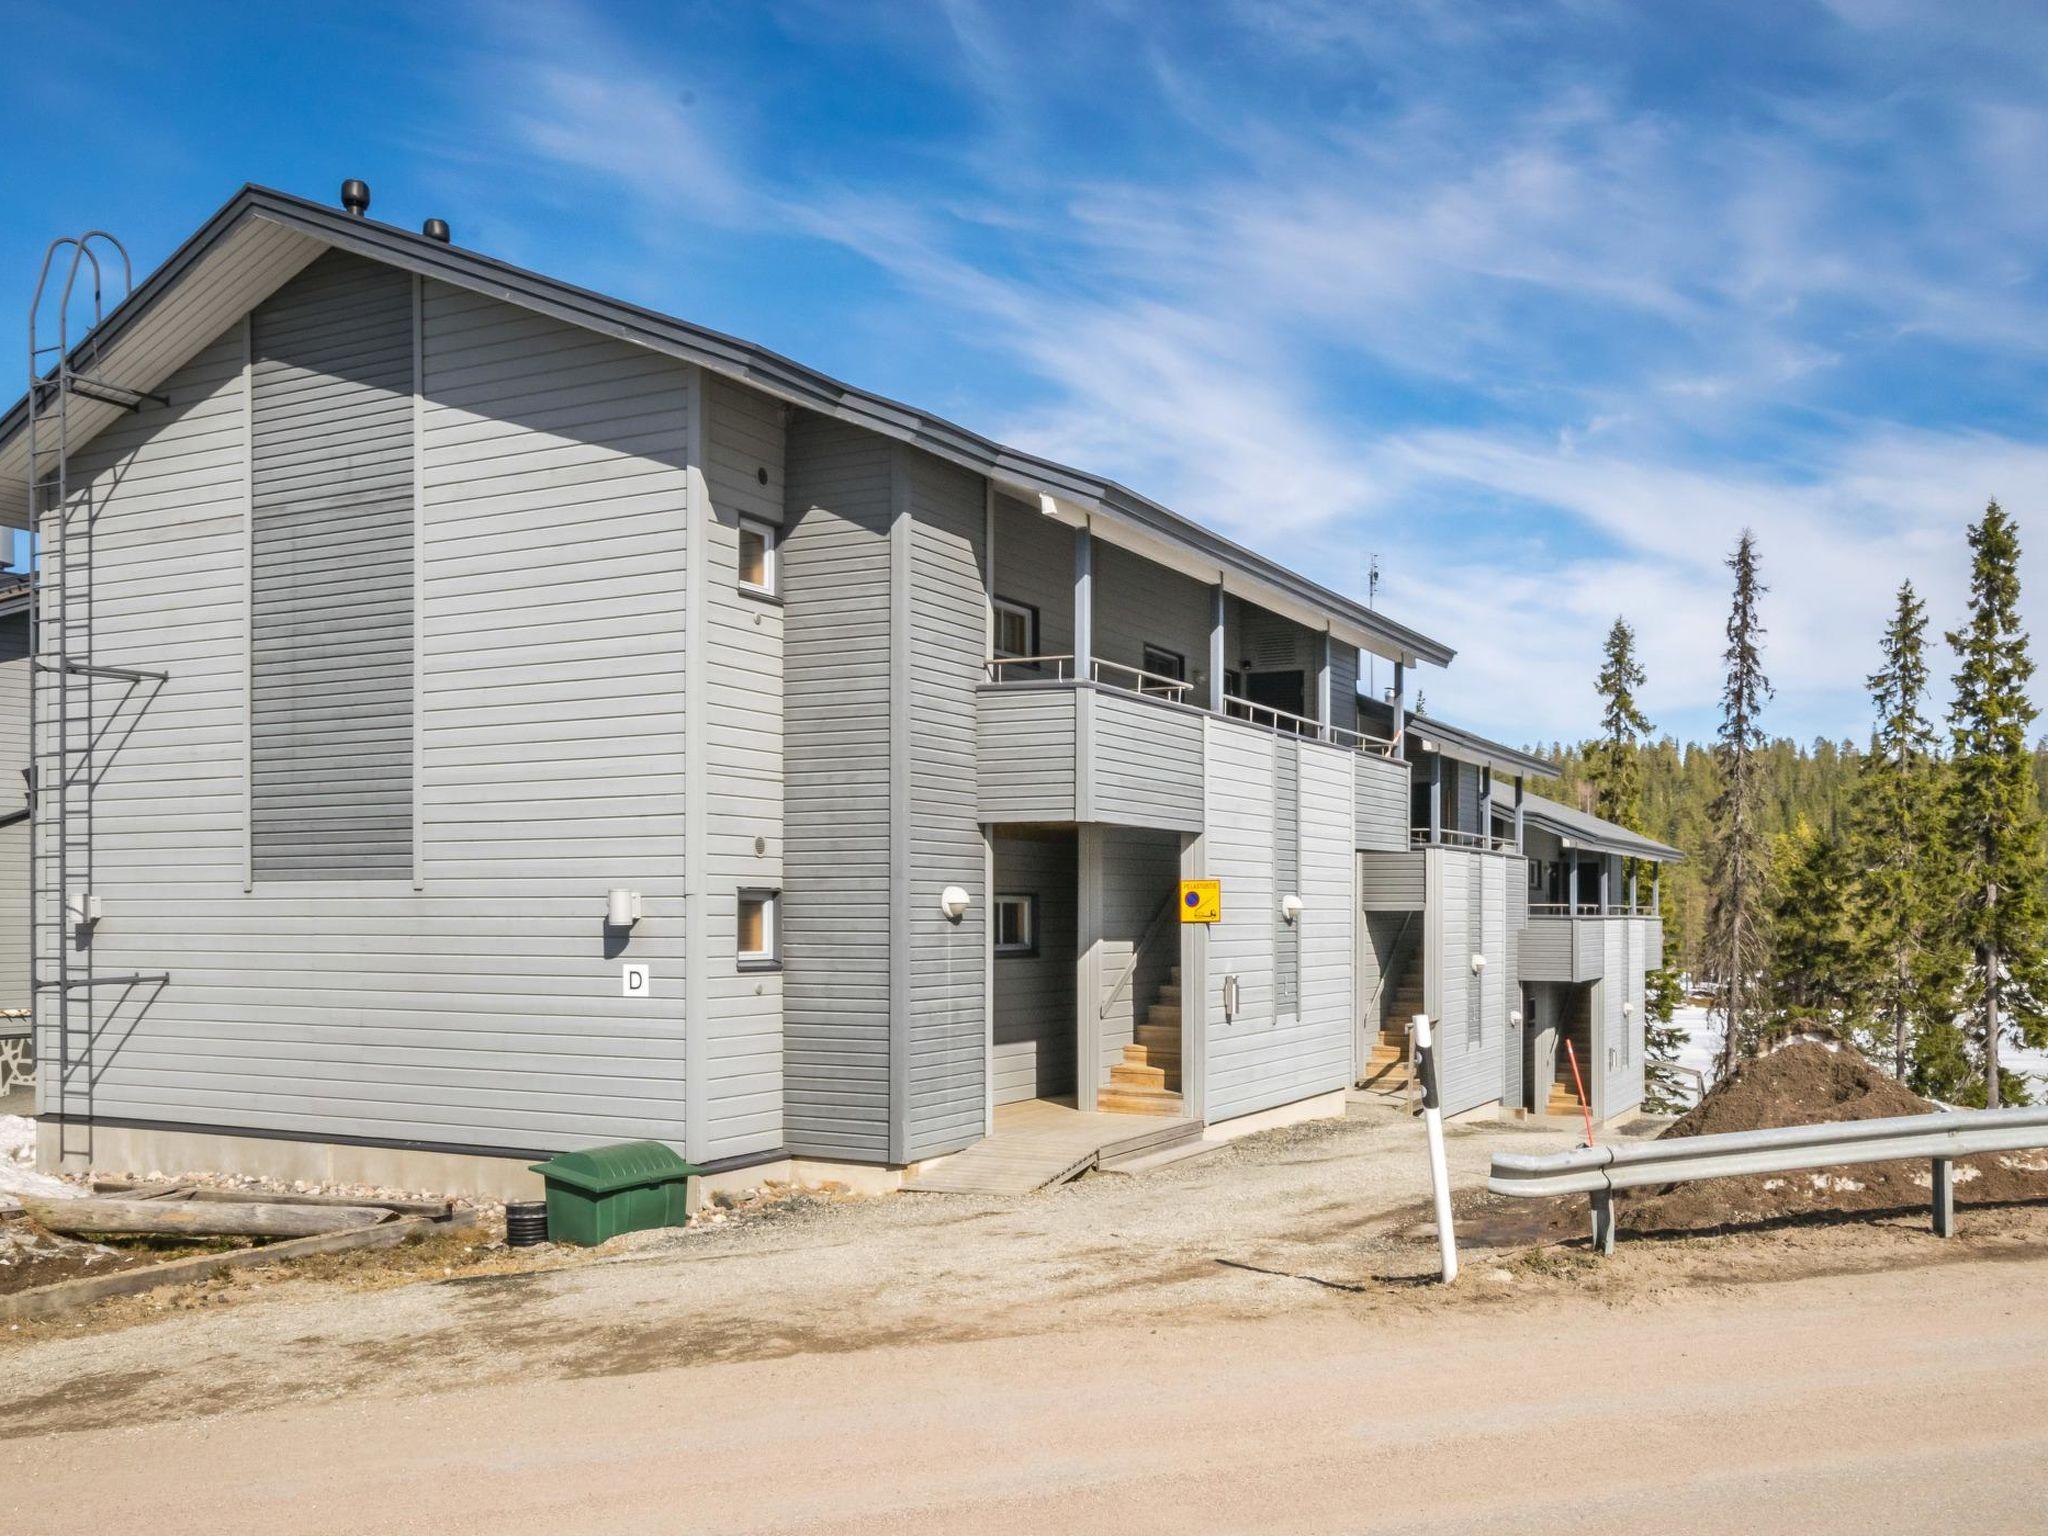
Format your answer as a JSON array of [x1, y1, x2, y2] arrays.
[[1098, 966, 1185, 1116], [1547, 1065, 1588, 1118], [1358, 948, 1426, 1104]]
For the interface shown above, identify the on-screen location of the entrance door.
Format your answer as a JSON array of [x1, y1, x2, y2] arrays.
[[990, 828, 1078, 1106], [1244, 669, 1307, 726]]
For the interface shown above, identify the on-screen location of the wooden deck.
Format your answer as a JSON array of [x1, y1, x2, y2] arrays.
[[901, 1099, 1203, 1196]]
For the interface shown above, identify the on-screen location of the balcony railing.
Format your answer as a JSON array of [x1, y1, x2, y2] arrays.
[[984, 654, 1399, 758], [1411, 826, 1517, 853], [1529, 902, 1658, 918]]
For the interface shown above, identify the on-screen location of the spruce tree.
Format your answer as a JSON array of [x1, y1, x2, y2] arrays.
[[1586, 617, 1691, 1106], [1840, 583, 1954, 1079], [1943, 501, 2048, 1107], [1767, 820, 1856, 1027], [1593, 618, 1652, 829], [1705, 531, 1773, 1076]]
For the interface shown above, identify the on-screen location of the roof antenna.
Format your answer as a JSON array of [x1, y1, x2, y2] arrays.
[[340, 179, 370, 217]]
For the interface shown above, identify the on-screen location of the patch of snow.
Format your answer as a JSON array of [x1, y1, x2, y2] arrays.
[[0, 1113, 81, 1202]]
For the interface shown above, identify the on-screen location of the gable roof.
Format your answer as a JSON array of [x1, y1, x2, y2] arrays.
[[1520, 794, 1684, 862], [1355, 695, 1557, 780], [1, 184, 1455, 669]]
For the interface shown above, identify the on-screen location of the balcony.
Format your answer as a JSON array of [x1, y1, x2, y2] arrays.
[[977, 656, 1406, 844], [1520, 905, 1663, 983]]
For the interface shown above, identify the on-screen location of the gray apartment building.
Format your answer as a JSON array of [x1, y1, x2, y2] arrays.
[[0, 185, 1676, 1197]]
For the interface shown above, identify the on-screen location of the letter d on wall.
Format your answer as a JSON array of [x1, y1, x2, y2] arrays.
[[622, 963, 651, 998]]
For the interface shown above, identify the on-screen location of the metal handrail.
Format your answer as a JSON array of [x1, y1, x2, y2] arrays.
[[1528, 903, 1656, 918], [1411, 827, 1517, 852], [985, 653, 1076, 683], [982, 657, 1397, 756], [1091, 657, 1192, 700], [1100, 892, 1176, 1021], [1489, 1103, 2048, 1252], [1222, 694, 1399, 758]]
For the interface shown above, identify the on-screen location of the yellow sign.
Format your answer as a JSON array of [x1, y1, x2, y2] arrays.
[[1178, 879, 1221, 924]]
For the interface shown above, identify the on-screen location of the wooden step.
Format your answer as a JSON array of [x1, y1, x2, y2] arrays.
[[1146, 1004, 1181, 1028], [1156, 983, 1182, 1006], [1096, 1083, 1186, 1116]]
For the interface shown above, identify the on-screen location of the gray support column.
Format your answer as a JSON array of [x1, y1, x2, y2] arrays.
[[1075, 824, 1104, 1113], [1598, 856, 1610, 916], [1653, 863, 1662, 908], [1208, 584, 1226, 714], [1932, 1156, 1955, 1237], [1072, 524, 1094, 682], [1314, 630, 1332, 738], [1628, 865, 1639, 915], [1428, 753, 1442, 846], [1391, 661, 1407, 758], [1514, 776, 1526, 853], [1568, 854, 1579, 913], [1479, 766, 1493, 850]]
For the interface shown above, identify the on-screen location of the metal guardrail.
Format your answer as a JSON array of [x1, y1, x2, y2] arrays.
[[1489, 1104, 2048, 1254]]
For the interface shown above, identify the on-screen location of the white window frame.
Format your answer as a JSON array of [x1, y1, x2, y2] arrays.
[[737, 888, 781, 969], [738, 517, 778, 597], [992, 596, 1038, 660], [992, 893, 1037, 956]]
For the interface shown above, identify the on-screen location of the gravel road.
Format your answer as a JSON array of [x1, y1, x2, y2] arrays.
[[4, 1099, 2045, 1532]]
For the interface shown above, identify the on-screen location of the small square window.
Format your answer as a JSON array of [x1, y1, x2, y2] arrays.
[[993, 597, 1038, 660], [738, 889, 780, 968], [993, 893, 1037, 956], [738, 518, 777, 596]]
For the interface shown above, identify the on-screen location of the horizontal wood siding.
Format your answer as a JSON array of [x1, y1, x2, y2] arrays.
[[903, 447, 988, 1160], [700, 374, 786, 1159], [990, 493, 1072, 661], [1359, 850, 1426, 910], [37, 286, 700, 1152], [781, 414, 893, 1160], [976, 688, 1075, 822], [1519, 918, 1577, 982], [1355, 753, 1408, 852], [991, 831, 1076, 1105], [1202, 726, 1354, 1122], [1091, 540, 1212, 691], [248, 251, 414, 880], [1091, 690, 1203, 831], [1427, 848, 1515, 1118]]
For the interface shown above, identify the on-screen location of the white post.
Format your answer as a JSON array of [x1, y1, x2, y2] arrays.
[[1412, 1012, 1458, 1284]]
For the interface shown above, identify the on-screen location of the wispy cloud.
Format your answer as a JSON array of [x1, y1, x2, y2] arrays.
[[439, 0, 2048, 742]]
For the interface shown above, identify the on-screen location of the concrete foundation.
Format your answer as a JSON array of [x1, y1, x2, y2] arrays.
[[36, 1122, 917, 1206], [1206, 1087, 1348, 1142]]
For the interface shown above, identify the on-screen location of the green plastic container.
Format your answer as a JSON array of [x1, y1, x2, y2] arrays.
[[528, 1140, 699, 1246]]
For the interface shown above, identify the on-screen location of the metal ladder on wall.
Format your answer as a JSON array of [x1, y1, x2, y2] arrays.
[[26, 232, 171, 1154]]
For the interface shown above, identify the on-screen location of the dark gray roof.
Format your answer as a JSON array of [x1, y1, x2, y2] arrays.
[[1356, 696, 1557, 779], [1520, 795, 1683, 862], [0, 184, 1455, 669]]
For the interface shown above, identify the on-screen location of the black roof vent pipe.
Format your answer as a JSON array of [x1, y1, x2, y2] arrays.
[[340, 179, 371, 217], [422, 218, 451, 244]]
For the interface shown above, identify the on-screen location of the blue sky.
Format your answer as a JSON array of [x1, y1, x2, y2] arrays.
[[9, 0, 2048, 747]]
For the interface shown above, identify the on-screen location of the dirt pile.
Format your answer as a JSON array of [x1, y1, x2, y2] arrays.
[[1621, 1041, 2048, 1232]]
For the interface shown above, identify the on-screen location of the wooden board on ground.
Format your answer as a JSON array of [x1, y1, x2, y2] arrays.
[[0, 1211, 475, 1324], [24, 1196, 392, 1240]]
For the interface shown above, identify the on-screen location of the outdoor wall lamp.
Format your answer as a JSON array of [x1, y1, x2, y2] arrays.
[[1509, 1008, 1523, 1028], [1280, 893, 1304, 923], [605, 889, 643, 928], [1470, 952, 1487, 974], [939, 885, 972, 922]]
